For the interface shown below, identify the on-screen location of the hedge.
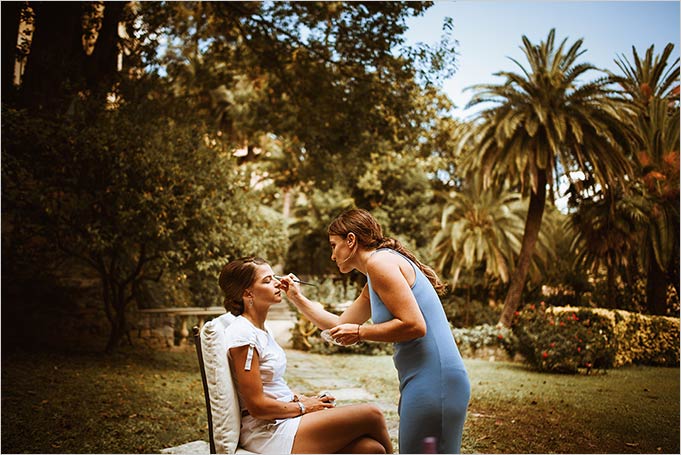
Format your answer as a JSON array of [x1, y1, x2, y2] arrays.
[[513, 303, 680, 373]]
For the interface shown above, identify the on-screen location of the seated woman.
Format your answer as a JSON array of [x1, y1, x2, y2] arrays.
[[218, 256, 393, 454]]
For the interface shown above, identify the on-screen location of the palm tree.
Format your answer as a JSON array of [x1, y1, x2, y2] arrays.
[[568, 187, 648, 306], [610, 44, 680, 314], [432, 173, 555, 290], [463, 29, 635, 327], [611, 43, 679, 106]]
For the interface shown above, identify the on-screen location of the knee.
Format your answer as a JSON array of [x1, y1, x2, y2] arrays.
[[353, 437, 387, 454], [359, 403, 387, 427]]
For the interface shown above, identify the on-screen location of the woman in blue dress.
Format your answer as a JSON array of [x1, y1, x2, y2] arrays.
[[282, 208, 470, 454]]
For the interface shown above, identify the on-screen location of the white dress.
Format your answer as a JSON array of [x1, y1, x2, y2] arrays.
[[224, 315, 302, 454]]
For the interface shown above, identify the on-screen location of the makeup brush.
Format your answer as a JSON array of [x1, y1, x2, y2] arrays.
[[274, 275, 318, 287]]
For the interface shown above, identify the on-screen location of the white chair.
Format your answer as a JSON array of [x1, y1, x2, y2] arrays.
[[194, 313, 254, 454]]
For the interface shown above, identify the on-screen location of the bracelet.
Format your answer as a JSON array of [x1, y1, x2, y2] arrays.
[[356, 324, 361, 341], [296, 401, 306, 415]]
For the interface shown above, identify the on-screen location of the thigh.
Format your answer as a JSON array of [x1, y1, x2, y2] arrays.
[[399, 368, 471, 454], [439, 368, 470, 454], [291, 403, 384, 454], [398, 379, 441, 454]]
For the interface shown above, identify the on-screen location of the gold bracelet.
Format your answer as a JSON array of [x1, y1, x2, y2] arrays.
[[356, 324, 361, 341]]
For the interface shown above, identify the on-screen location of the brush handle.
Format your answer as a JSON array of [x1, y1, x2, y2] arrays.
[[274, 275, 318, 287]]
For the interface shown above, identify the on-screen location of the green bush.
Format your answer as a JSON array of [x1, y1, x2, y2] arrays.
[[441, 295, 503, 328], [606, 309, 680, 367], [513, 303, 680, 373]]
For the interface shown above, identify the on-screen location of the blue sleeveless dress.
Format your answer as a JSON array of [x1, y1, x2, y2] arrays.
[[368, 249, 470, 454]]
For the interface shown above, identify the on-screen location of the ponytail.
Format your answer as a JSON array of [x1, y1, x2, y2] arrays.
[[329, 208, 446, 294], [376, 237, 446, 295]]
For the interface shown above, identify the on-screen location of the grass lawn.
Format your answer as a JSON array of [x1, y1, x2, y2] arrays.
[[1, 345, 679, 454]]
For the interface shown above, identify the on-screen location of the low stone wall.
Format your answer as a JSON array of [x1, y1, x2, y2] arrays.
[[459, 345, 521, 363], [128, 306, 296, 350], [128, 311, 176, 349]]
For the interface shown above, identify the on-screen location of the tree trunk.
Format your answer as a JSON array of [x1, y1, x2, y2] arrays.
[[20, 2, 85, 112], [1, 1, 22, 97], [498, 171, 547, 327], [606, 260, 617, 309], [646, 245, 667, 315], [85, 2, 126, 93], [104, 282, 130, 353], [105, 299, 128, 353]]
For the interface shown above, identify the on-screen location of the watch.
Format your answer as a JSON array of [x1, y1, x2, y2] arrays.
[[296, 400, 306, 415]]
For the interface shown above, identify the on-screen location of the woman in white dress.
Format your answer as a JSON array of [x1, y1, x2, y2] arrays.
[[218, 256, 393, 454]]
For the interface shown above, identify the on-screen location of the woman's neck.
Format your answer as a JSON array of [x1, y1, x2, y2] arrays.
[[354, 248, 376, 275], [242, 310, 267, 331]]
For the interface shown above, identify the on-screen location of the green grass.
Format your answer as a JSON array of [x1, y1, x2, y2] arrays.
[[2, 346, 679, 453]]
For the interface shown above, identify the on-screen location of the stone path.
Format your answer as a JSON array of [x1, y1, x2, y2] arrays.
[[284, 348, 400, 445]]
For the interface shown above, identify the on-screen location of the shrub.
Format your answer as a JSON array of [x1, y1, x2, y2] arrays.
[[452, 324, 518, 360], [573, 307, 680, 367], [513, 304, 680, 373], [441, 295, 502, 328]]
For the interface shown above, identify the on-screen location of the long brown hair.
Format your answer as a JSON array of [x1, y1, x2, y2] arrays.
[[218, 256, 267, 315], [327, 209, 445, 294]]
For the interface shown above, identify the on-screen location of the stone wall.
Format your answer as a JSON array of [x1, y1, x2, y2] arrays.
[[128, 312, 177, 349]]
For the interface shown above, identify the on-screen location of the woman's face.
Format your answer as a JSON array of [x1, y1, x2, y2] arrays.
[[246, 263, 283, 307], [329, 234, 354, 273]]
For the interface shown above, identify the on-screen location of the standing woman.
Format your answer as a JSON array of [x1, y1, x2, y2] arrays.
[[219, 256, 393, 454], [281, 209, 470, 454]]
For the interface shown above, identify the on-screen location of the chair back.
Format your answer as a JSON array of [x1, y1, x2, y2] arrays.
[[193, 312, 243, 454], [193, 325, 216, 453]]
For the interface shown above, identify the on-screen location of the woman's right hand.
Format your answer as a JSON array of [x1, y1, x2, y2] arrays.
[[278, 274, 303, 301], [297, 394, 336, 414]]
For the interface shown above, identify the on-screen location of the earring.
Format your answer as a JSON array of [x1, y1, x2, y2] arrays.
[[248, 297, 254, 307]]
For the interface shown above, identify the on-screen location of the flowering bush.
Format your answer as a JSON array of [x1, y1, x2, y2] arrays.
[[513, 303, 680, 373], [513, 303, 617, 373]]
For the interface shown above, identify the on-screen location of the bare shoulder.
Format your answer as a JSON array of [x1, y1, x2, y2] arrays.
[[367, 250, 407, 277]]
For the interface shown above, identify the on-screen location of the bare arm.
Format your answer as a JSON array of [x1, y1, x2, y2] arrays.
[[281, 275, 371, 329], [229, 346, 333, 420], [330, 252, 426, 344]]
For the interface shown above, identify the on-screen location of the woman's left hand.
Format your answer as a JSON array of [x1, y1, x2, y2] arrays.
[[329, 323, 361, 346]]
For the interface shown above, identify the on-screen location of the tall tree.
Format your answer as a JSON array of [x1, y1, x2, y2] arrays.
[[463, 29, 635, 327], [568, 186, 648, 306], [3, 1, 450, 351], [136, 1, 445, 188], [610, 44, 680, 315], [17, 1, 127, 112]]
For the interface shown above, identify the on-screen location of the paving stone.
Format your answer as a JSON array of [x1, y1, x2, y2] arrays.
[[303, 377, 358, 389], [161, 440, 209, 454], [327, 386, 376, 401]]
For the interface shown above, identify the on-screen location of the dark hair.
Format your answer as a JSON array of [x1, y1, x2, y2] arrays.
[[218, 256, 267, 315], [328, 208, 445, 294]]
